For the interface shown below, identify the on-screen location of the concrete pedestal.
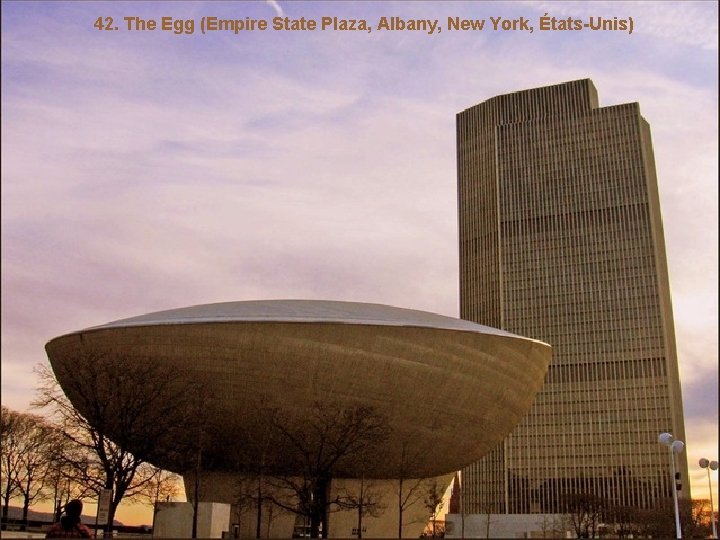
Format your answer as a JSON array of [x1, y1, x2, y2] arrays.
[[153, 501, 231, 538]]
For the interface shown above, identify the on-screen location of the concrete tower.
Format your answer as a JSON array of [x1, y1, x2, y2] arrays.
[[456, 80, 689, 523]]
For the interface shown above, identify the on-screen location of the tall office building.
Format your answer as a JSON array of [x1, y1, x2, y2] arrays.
[[457, 80, 689, 516]]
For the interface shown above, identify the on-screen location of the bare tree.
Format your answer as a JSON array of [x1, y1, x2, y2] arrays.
[[632, 498, 712, 539], [266, 402, 388, 538], [138, 465, 181, 507], [538, 513, 565, 539], [0, 408, 60, 529], [164, 382, 217, 540], [335, 424, 388, 539], [337, 474, 386, 539], [136, 464, 181, 529], [45, 443, 91, 523], [476, 500, 497, 539], [233, 475, 260, 537], [605, 504, 637, 539], [683, 498, 714, 538], [37, 422, 94, 521], [421, 519, 446, 538], [32, 352, 201, 535], [231, 464, 288, 539], [394, 441, 428, 539], [633, 505, 666, 538], [423, 478, 445, 539], [14, 414, 59, 529], [1, 406, 25, 523], [560, 493, 606, 538], [230, 421, 292, 540], [226, 403, 285, 539]]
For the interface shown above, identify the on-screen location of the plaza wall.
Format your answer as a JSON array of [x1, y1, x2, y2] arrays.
[[445, 513, 572, 539], [153, 502, 231, 538]]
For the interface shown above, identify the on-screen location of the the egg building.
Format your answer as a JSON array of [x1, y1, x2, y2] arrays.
[[46, 300, 551, 538]]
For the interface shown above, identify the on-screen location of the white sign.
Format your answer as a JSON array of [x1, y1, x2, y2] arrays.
[[96, 488, 113, 525]]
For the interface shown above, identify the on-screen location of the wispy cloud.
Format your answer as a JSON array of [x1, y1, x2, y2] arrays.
[[267, 1, 283, 17]]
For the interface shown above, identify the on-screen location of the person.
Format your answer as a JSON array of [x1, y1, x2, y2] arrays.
[[45, 499, 93, 538]]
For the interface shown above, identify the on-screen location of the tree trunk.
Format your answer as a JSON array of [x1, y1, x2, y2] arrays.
[[106, 500, 118, 538], [265, 504, 273, 538], [192, 435, 202, 539], [322, 477, 331, 539], [52, 482, 61, 522], [310, 476, 330, 539], [21, 487, 30, 531], [256, 476, 262, 539], [55, 498, 63, 522], [103, 474, 118, 539], [3, 485, 11, 521], [397, 478, 403, 539], [310, 506, 322, 540], [357, 476, 364, 539], [2, 499, 8, 526], [192, 470, 200, 539], [460, 488, 465, 539]]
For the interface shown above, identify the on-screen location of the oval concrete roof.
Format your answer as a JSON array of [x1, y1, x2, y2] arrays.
[[46, 299, 552, 478], [80, 299, 536, 341]]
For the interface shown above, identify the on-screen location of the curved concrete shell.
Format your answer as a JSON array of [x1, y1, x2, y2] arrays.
[[45, 300, 551, 478]]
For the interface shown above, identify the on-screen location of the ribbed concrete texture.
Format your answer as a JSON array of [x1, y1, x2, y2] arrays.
[[46, 300, 551, 479]]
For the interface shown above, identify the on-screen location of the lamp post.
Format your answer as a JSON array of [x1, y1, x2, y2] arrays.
[[699, 458, 718, 539], [659, 432, 684, 539]]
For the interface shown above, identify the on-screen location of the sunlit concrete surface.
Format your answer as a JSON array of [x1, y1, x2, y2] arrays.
[[47, 300, 551, 478], [46, 300, 551, 537]]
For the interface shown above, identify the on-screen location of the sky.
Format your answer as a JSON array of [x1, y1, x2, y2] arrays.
[[1, 0, 717, 527]]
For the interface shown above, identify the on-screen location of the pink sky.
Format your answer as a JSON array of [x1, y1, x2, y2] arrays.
[[2, 0, 717, 526]]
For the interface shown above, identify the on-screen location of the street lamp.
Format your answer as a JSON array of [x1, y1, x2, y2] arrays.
[[699, 458, 719, 539], [659, 432, 684, 539]]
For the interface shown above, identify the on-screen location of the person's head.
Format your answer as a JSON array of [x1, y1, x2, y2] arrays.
[[64, 499, 83, 519]]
